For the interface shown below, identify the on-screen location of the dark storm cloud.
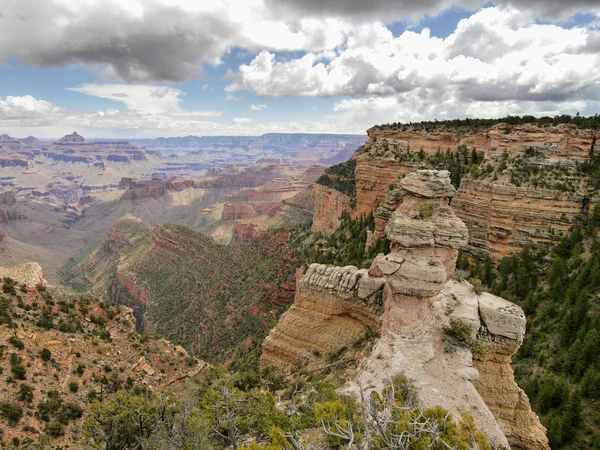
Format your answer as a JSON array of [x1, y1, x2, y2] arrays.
[[0, 1, 235, 82], [265, 0, 599, 22]]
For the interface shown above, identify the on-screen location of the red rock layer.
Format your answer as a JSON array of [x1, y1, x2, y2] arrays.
[[354, 157, 414, 217], [120, 177, 195, 200], [311, 184, 353, 234], [222, 203, 257, 221], [233, 223, 262, 241]]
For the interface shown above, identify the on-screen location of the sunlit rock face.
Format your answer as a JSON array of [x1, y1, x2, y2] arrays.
[[261, 169, 549, 450]]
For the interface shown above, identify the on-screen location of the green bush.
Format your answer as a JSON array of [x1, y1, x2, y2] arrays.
[[11, 363, 26, 380], [0, 402, 23, 426], [69, 382, 79, 393], [8, 336, 24, 350], [45, 421, 65, 437], [17, 384, 34, 403], [418, 203, 435, 219], [60, 403, 83, 423], [40, 348, 52, 361], [443, 319, 485, 357]]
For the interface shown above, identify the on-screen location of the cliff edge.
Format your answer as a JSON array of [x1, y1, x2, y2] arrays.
[[262, 169, 549, 450]]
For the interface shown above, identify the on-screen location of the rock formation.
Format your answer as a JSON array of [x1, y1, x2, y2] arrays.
[[0, 145, 29, 167], [119, 177, 196, 200], [311, 184, 353, 233], [0, 262, 46, 286], [261, 169, 549, 449], [0, 133, 40, 159], [44, 132, 150, 164], [312, 122, 598, 257]]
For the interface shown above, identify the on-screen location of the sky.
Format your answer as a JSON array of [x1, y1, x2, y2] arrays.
[[1, 0, 600, 138]]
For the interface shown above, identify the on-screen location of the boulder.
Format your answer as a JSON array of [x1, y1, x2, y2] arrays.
[[478, 293, 526, 341], [400, 170, 456, 198]]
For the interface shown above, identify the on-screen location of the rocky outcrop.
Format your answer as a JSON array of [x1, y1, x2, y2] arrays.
[[0, 145, 29, 167], [260, 264, 385, 372], [233, 223, 262, 241], [354, 157, 413, 216], [0, 262, 46, 286], [262, 169, 548, 449], [0, 191, 17, 205], [111, 271, 149, 330], [311, 184, 353, 234], [222, 203, 257, 221], [120, 177, 196, 200], [0, 134, 40, 159], [44, 132, 151, 164], [314, 123, 598, 255], [374, 187, 404, 236]]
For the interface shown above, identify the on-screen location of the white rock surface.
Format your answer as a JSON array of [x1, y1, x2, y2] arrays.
[[400, 169, 457, 198], [479, 292, 526, 341]]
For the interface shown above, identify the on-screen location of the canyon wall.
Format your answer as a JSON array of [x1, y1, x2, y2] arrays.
[[120, 177, 196, 201], [310, 184, 353, 234], [452, 179, 591, 258], [354, 157, 413, 217], [314, 123, 598, 257], [262, 170, 548, 449]]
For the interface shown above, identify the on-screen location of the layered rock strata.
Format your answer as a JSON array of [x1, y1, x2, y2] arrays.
[[315, 123, 598, 255], [311, 184, 353, 234], [0, 262, 46, 287], [261, 264, 386, 373], [452, 178, 596, 258], [262, 169, 548, 449]]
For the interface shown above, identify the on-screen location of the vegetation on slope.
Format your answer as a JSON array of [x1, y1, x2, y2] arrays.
[[315, 159, 357, 198], [0, 281, 198, 448], [290, 211, 390, 270], [373, 113, 600, 131], [83, 366, 491, 450], [63, 223, 300, 371], [361, 143, 484, 188], [463, 208, 600, 449]]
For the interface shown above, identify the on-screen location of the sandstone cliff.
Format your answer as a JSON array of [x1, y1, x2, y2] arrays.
[[262, 169, 548, 449], [310, 184, 353, 234], [313, 122, 598, 257]]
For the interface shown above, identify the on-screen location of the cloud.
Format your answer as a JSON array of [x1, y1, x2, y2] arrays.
[[68, 84, 191, 114], [330, 93, 589, 133], [1, 1, 597, 84], [250, 104, 268, 111], [0, 94, 361, 138], [233, 117, 254, 124], [0, 94, 229, 138], [266, 0, 600, 23], [227, 7, 600, 111], [0, 95, 68, 125], [0, 0, 351, 83]]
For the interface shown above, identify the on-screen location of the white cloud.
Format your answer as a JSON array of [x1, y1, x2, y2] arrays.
[[68, 84, 190, 114], [250, 104, 268, 111], [0, 94, 229, 138], [227, 7, 600, 116], [233, 117, 254, 124]]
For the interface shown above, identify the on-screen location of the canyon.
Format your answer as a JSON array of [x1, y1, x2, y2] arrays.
[[263, 170, 549, 449], [0, 130, 352, 280]]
